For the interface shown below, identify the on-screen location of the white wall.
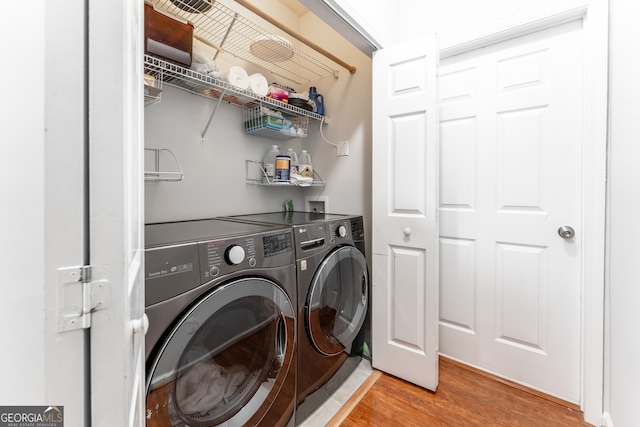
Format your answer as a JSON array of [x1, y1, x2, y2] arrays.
[[0, 0, 46, 404], [144, 85, 313, 221], [344, 0, 561, 45], [298, 10, 372, 238], [605, 1, 640, 426]]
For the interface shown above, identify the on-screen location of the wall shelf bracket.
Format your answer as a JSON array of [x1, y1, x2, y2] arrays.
[[201, 89, 226, 143], [144, 148, 184, 182]]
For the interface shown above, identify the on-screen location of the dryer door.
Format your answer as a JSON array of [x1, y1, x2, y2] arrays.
[[306, 246, 369, 356], [146, 278, 295, 427]]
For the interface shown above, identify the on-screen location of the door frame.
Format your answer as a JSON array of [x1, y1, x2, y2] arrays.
[[439, 1, 608, 425]]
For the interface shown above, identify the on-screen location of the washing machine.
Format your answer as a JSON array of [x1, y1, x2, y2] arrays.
[[221, 212, 369, 423], [144, 218, 297, 427]]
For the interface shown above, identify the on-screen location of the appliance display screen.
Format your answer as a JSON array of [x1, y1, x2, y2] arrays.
[[263, 232, 293, 257]]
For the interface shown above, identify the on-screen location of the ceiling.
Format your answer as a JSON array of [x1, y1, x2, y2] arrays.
[[277, 0, 309, 17], [274, 0, 380, 55]]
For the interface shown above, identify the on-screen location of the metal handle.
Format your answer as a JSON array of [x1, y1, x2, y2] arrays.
[[558, 226, 575, 239]]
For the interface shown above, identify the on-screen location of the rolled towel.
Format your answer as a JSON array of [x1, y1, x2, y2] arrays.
[[226, 66, 249, 90], [248, 73, 269, 97]]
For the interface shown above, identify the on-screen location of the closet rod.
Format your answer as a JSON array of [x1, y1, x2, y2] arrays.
[[234, 0, 357, 75]]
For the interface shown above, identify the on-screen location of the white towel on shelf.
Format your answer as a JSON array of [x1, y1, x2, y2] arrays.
[[226, 66, 250, 90], [191, 47, 222, 78], [290, 174, 313, 187], [248, 73, 269, 97]]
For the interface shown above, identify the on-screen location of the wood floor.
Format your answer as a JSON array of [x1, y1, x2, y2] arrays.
[[328, 357, 592, 427]]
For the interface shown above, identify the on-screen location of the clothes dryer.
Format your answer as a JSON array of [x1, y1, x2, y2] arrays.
[[144, 218, 296, 427], [220, 212, 369, 424]]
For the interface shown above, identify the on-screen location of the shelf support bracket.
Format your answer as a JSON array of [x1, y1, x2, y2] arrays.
[[201, 89, 226, 143], [214, 12, 238, 61]]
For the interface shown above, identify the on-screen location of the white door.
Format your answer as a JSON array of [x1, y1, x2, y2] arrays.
[[438, 20, 584, 402], [372, 35, 439, 391], [43, 2, 90, 425], [88, 1, 146, 426]]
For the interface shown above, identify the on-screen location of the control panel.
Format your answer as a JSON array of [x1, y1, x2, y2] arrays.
[[350, 216, 365, 241], [198, 230, 293, 282], [329, 220, 351, 243], [145, 243, 202, 306]]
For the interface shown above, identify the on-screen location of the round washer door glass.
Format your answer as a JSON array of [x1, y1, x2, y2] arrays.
[[146, 278, 295, 427], [306, 246, 369, 356]]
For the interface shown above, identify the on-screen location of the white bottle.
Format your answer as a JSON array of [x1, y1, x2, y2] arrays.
[[287, 148, 299, 176], [263, 145, 280, 183], [299, 149, 313, 178]]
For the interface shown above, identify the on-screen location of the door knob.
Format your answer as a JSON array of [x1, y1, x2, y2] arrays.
[[557, 226, 575, 239], [132, 313, 149, 335], [403, 227, 411, 236]]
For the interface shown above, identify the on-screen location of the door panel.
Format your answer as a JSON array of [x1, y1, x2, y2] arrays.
[[43, 2, 89, 424], [88, 1, 146, 425], [372, 35, 439, 391], [390, 246, 426, 347], [438, 20, 583, 402]]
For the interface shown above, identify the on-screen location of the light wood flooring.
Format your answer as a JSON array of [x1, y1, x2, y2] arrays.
[[327, 357, 592, 427]]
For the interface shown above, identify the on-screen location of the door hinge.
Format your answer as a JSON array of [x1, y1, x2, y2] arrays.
[[58, 265, 109, 332]]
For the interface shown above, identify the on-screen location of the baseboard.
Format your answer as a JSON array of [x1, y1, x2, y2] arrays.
[[602, 412, 614, 427], [326, 370, 382, 426], [439, 355, 581, 412]]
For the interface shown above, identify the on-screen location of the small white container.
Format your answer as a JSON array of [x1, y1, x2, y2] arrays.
[[262, 145, 280, 183], [287, 148, 299, 175], [299, 150, 313, 178]]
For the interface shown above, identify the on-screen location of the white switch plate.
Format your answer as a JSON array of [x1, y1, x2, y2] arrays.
[[337, 140, 349, 156]]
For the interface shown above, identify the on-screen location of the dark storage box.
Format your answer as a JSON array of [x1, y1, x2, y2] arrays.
[[144, 3, 193, 66]]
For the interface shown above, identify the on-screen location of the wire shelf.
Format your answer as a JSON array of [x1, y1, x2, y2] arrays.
[[145, 148, 184, 182], [146, 0, 340, 85], [243, 103, 309, 140], [144, 54, 325, 121], [144, 71, 163, 106], [245, 160, 325, 187]]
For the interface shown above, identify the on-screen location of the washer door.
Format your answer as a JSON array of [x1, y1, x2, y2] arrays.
[[306, 246, 369, 356], [146, 278, 295, 427]]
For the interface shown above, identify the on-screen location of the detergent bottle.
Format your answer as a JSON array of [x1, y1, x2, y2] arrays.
[[308, 87, 324, 116]]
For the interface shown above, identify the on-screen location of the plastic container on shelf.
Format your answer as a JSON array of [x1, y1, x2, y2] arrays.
[[308, 87, 324, 115], [262, 145, 280, 183], [299, 149, 313, 178], [287, 148, 299, 176], [275, 155, 291, 182]]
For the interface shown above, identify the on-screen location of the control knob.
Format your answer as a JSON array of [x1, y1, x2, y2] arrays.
[[225, 245, 245, 265], [336, 224, 347, 238]]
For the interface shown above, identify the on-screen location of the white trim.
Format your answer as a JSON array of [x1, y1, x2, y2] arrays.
[[319, 0, 384, 48], [299, 0, 384, 55], [438, 1, 608, 425], [603, 411, 614, 427], [579, 1, 608, 425], [440, 0, 591, 59]]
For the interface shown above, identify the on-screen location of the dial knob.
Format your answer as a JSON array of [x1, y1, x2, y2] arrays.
[[225, 245, 245, 265], [336, 225, 347, 238]]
